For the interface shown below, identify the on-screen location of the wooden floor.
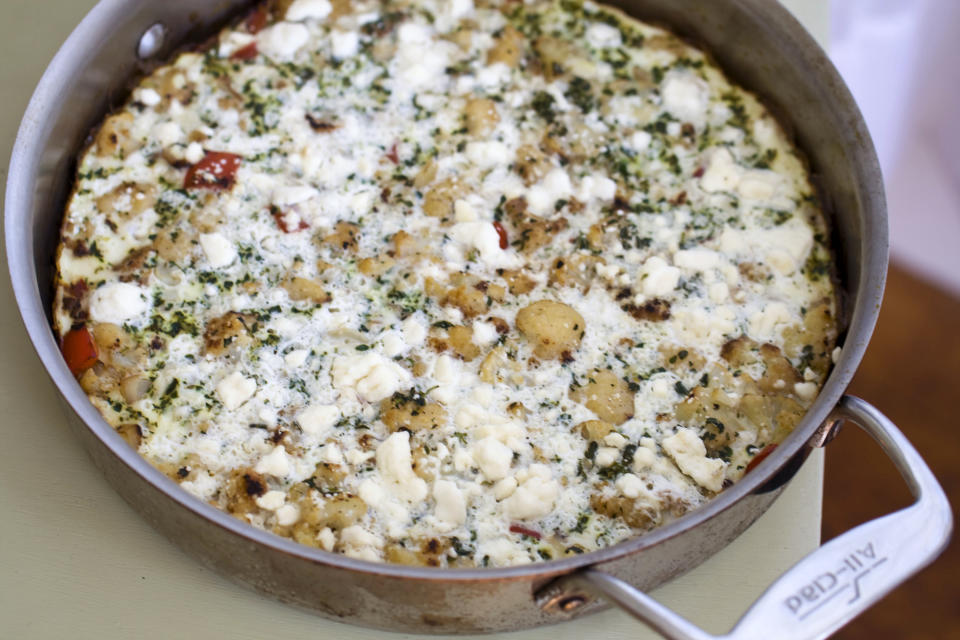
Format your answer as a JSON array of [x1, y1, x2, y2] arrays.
[[823, 263, 960, 639]]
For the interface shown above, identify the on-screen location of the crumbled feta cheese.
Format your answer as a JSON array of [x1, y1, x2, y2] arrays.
[[473, 437, 513, 480], [794, 381, 818, 401], [285, 0, 332, 21], [674, 248, 720, 272], [255, 445, 291, 477], [381, 331, 406, 357], [332, 353, 410, 402], [402, 317, 427, 347], [585, 22, 622, 48], [317, 527, 336, 551], [661, 71, 709, 126], [604, 433, 628, 448], [88, 282, 149, 324], [276, 503, 300, 526], [465, 141, 510, 168], [258, 23, 310, 59], [595, 447, 620, 467], [701, 148, 741, 192], [472, 320, 499, 346], [274, 185, 318, 206], [134, 87, 161, 107], [321, 443, 344, 465], [632, 446, 656, 470], [453, 199, 478, 222], [376, 431, 428, 502], [493, 476, 518, 500], [331, 30, 359, 59], [639, 256, 681, 297], [630, 130, 652, 151], [184, 142, 205, 165], [284, 349, 309, 367], [256, 490, 287, 511], [199, 232, 237, 269], [504, 468, 559, 520], [615, 473, 646, 499], [662, 428, 725, 492], [340, 525, 383, 560], [433, 480, 466, 526], [297, 404, 339, 437], [216, 371, 257, 410]]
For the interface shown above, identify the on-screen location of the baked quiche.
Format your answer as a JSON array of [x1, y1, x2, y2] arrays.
[[54, 0, 839, 567]]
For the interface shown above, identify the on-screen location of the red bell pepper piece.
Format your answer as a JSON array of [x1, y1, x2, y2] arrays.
[[61, 327, 98, 377], [184, 151, 242, 191], [509, 523, 542, 539], [744, 443, 778, 475], [493, 221, 509, 249]]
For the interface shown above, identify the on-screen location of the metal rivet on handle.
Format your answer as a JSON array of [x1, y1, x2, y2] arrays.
[[535, 581, 593, 616], [137, 23, 168, 60]]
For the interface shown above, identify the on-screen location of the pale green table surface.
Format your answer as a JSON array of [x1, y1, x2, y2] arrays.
[[0, 2, 828, 638]]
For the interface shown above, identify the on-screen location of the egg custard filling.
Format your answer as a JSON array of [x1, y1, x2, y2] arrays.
[[54, 0, 838, 567]]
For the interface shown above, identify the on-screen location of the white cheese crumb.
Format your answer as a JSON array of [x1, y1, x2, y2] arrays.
[[297, 403, 339, 437], [794, 381, 818, 401], [285, 0, 332, 21], [134, 87, 161, 107], [216, 371, 257, 410], [674, 248, 720, 272], [330, 30, 359, 59], [604, 433, 628, 448], [585, 22, 622, 48], [708, 282, 730, 303], [256, 490, 287, 511], [321, 443, 344, 465], [748, 302, 791, 341], [276, 503, 300, 526], [615, 473, 646, 499], [503, 467, 559, 520], [595, 447, 620, 467], [199, 232, 237, 269], [661, 71, 709, 126], [639, 256, 681, 297], [493, 476, 518, 500], [473, 437, 513, 481], [255, 445, 291, 477], [258, 23, 310, 59], [465, 141, 510, 169], [317, 527, 336, 551], [402, 317, 427, 347], [832, 346, 842, 364], [630, 130, 652, 151], [184, 142, 205, 164], [632, 446, 656, 471], [332, 353, 409, 402], [380, 331, 406, 357], [433, 480, 466, 526], [152, 121, 183, 148], [340, 525, 383, 560], [376, 431, 428, 503], [453, 199, 478, 222], [472, 320, 499, 347], [701, 148, 741, 192], [88, 282, 149, 324], [284, 349, 309, 367], [274, 185, 318, 206], [662, 428, 725, 492]]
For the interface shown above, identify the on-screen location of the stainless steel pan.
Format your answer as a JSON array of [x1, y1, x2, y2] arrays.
[[4, 0, 952, 637]]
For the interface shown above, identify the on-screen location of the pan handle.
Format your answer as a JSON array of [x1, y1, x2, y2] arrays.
[[536, 396, 952, 640]]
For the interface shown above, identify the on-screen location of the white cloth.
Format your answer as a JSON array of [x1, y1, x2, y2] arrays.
[[831, 1, 960, 294]]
